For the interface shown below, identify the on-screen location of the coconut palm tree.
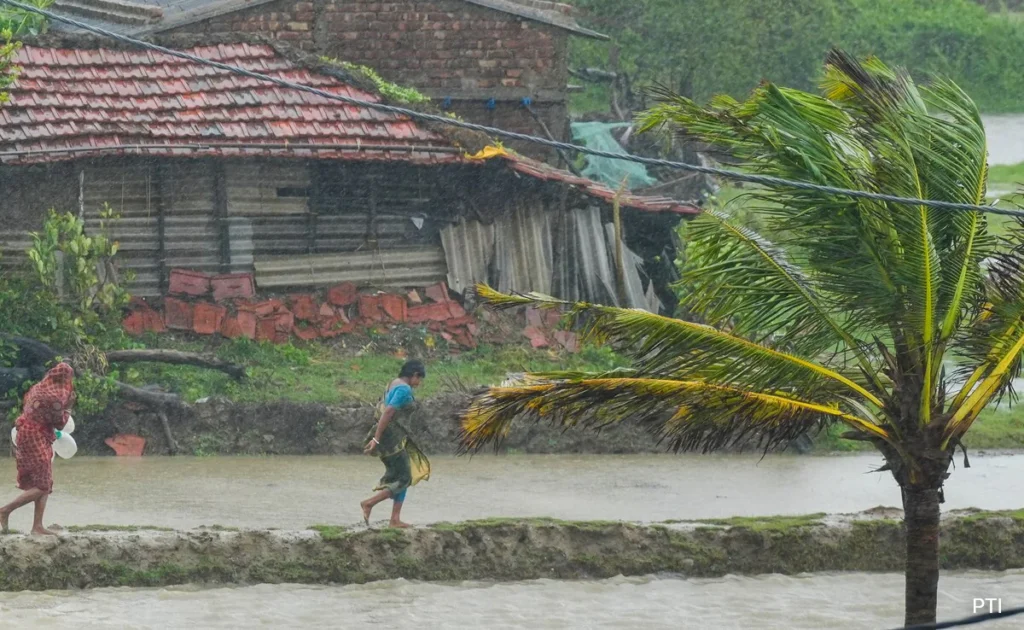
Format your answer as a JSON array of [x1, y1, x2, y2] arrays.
[[458, 50, 1018, 626]]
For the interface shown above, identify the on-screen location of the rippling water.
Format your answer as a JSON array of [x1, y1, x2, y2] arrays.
[[0, 452, 1019, 531], [2, 452, 1021, 531], [1, 572, 1022, 629]]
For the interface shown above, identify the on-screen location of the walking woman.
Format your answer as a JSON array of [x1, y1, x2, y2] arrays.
[[360, 360, 430, 528], [1, 363, 74, 535]]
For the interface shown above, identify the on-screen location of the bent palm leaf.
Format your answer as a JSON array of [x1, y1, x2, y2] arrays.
[[476, 286, 884, 408], [460, 377, 891, 455]]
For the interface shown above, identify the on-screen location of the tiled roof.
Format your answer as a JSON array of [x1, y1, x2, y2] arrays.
[[0, 42, 459, 165], [0, 40, 696, 215], [50, 0, 607, 39]]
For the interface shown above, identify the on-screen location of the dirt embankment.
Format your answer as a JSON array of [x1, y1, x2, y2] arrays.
[[1, 394, 671, 456], [0, 510, 1021, 591]]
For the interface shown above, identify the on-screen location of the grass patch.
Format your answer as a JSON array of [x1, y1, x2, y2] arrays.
[[65, 524, 174, 533], [309, 525, 350, 541], [696, 513, 827, 532], [962, 407, 1024, 449], [117, 336, 625, 405]]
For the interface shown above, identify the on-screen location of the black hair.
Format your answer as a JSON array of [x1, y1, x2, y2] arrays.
[[399, 360, 426, 379]]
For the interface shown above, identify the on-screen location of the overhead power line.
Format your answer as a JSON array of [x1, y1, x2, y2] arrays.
[[1, 0, 1023, 219]]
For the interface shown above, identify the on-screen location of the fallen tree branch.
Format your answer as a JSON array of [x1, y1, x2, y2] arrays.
[[156, 408, 179, 455], [114, 381, 187, 410], [104, 350, 246, 380]]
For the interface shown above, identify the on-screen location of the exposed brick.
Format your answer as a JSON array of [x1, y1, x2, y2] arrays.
[[168, 269, 211, 297], [254, 299, 285, 317], [163, 0, 571, 161], [193, 302, 227, 335], [359, 294, 385, 321], [295, 323, 320, 341], [523, 326, 548, 348], [164, 297, 194, 330], [237, 310, 258, 339], [105, 434, 146, 457], [408, 302, 452, 324], [424, 282, 450, 303], [122, 311, 145, 336], [380, 293, 408, 322], [290, 294, 319, 321], [142, 309, 167, 334], [327, 282, 359, 306], [211, 273, 255, 302], [220, 315, 244, 339]]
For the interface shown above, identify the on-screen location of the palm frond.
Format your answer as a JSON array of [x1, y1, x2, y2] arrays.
[[680, 210, 879, 381], [474, 285, 885, 408], [459, 378, 891, 454]]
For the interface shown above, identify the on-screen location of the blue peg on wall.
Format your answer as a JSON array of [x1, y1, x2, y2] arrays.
[[486, 98, 496, 110]]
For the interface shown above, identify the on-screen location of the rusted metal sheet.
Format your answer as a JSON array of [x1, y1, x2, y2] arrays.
[[253, 246, 447, 290], [440, 218, 495, 295]]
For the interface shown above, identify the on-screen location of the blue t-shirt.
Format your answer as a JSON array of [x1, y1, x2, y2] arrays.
[[385, 383, 414, 410]]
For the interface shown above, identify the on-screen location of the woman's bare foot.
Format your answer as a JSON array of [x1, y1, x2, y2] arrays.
[[31, 526, 57, 536], [0, 510, 9, 534], [388, 520, 411, 529], [360, 501, 373, 526]]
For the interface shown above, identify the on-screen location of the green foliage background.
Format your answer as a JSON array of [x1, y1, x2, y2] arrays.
[[570, 0, 1024, 114]]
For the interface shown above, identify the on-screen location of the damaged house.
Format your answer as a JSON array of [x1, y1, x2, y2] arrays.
[[50, 0, 608, 161], [0, 35, 697, 318]]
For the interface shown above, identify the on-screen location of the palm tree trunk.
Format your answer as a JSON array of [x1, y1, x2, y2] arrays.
[[903, 487, 941, 626]]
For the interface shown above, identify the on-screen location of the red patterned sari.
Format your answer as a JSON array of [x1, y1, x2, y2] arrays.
[[14, 363, 74, 494]]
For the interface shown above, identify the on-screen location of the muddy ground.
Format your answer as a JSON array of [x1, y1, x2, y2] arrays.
[[1, 394, 678, 457], [0, 509, 1020, 591]]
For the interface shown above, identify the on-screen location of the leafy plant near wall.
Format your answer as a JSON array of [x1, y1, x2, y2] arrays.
[[319, 57, 430, 104], [0, 0, 52, 36], [1, 206, 133, 415]]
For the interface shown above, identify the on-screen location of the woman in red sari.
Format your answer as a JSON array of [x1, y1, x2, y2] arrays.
[[0, 363, 74, 535]]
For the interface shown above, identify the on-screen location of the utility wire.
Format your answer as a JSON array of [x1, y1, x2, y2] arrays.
[[895, 605, 1024, 629], [2, 0, 1024, 219]]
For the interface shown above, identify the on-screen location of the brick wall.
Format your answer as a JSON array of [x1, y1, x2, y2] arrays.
[[169, 0, 572, 159]]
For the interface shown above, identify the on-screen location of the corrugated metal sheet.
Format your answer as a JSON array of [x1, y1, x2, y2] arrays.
[[226, 162, 310, 216], [571, 205, 617, 305], [253, 247, 447, 290], [440, 219, 495, 295], [604, 222, 660, 311], [494, 201, 553, 294], [0, 229, 30, 272]]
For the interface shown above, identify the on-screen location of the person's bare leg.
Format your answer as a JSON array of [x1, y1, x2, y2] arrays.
[[31, 494, 56, 536], [360, 490, 392, 525], [0, 488, 45, 533], [389, 499, 410, 528]]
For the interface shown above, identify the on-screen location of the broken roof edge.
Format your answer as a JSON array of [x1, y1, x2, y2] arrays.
[[121, 0, 607, 40]]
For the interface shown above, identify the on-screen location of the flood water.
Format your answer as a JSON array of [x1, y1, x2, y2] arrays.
[[2, 433, 1022, 627], [985, 114, 1024, 166], [0, 571, 1021, 629], [0, 452, 1019, 530]]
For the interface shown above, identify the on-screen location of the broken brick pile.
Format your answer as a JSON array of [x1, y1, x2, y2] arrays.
[[123, 269, 485, 349]]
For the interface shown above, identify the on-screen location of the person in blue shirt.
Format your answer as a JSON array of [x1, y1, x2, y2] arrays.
[[360, 360, 431, 528]]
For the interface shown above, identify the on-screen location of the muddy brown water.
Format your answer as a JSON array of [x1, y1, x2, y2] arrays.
[[1, 453, 1022, 628], [0, 572, 1022, 629], [0, 452, 1020, 531]]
